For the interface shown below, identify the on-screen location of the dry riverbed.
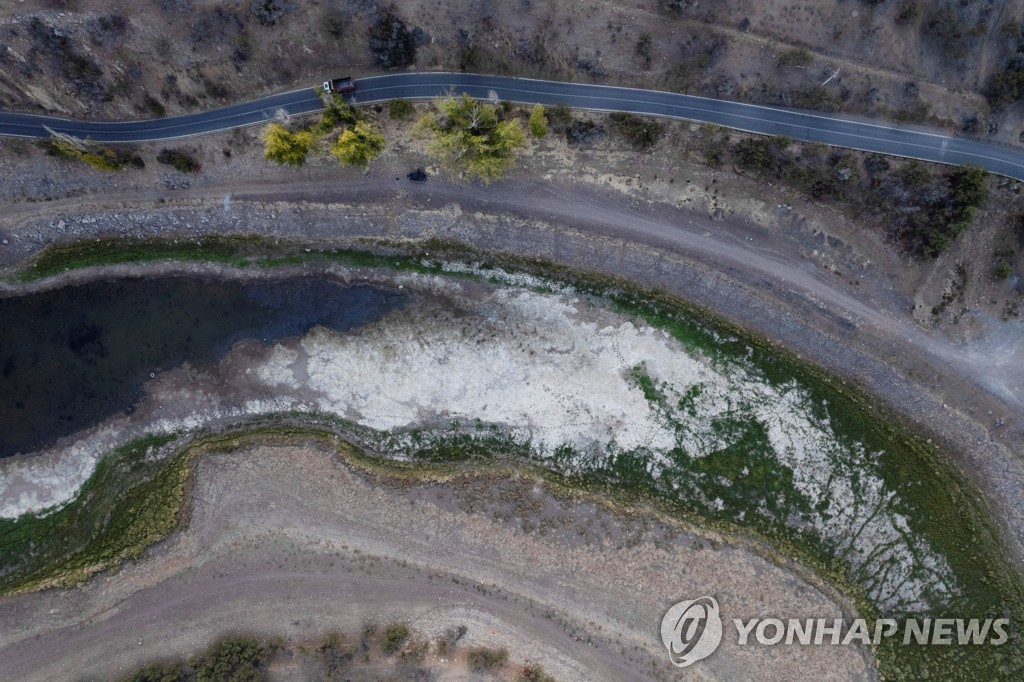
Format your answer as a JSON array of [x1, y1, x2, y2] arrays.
[[0, 441, 872, 682]]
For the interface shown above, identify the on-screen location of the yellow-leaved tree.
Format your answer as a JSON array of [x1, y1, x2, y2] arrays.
[[330, 121, 386, 167], [261, 123, 315, 166], [414, 93, 525, 183], [529, 103, 548, 138]]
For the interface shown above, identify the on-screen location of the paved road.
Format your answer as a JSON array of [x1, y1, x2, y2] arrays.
[[2, 72, 1023, 180]]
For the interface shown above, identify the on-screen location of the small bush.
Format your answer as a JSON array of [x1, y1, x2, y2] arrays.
[[995, 260, 1014, 280], [896, 0, 920, 23], [734, 138, 775, 172], [123, 662, 189, 682], [547, 102, 572, 133], [380, 623, 410, 653], [156, 148, 199, 173], [516, 665, 556, 682], [435, 624, 467, 656], [41, 137, 142, 171], [369, 9, 417, 67], [608, 112, 664, 151], [988, 61, 1024, 107], [565, 119, 604, 146], [635, 31, 653, 68], [388, 99, 414, 120], [251, 0, 286, 27], [466, 647, 508, 672], [319, 632, 353, 676], [195, 636, 269, 682], [529, 103, 548, 138], [144, 95, 166, 118], [778, 47, 813, 67]]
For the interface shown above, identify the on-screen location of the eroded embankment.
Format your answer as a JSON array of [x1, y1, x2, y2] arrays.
[[0, 252, 1020, 680]]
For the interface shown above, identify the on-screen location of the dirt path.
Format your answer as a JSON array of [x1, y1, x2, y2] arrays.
[[0, 444, 873, 681]]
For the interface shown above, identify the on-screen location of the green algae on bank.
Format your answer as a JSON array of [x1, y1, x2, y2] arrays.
[[2, 236, 1022, 680]]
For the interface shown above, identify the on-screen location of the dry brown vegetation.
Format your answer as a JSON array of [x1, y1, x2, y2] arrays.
[[0, 0, 1022, 147]]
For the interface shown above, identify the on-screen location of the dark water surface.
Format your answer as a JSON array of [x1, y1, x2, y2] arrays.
[[0, 277, 404, 458]]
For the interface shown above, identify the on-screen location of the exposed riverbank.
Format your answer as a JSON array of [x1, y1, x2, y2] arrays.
[[0, 243, 1021, 679], [0, 433, 874, 682]]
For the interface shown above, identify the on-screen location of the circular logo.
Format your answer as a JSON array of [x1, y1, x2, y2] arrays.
[[660, 596, 723, 667]]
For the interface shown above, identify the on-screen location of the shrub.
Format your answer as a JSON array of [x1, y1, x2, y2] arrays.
[[923, 7, 972, 60], [466, 647, 508, 672], [144, 95, 166, 118], [987, 62, 1024, 107], [900, 165, 988, 257], [565, 119, 604, 146], [319, 632, 353, 677], [251, 0, 286, 26], [369, 9, 417, 67], [516, 666, 556, 682], [388, 99, 414, 120], [778, 47, 813, 67], [330, 121, 386, 167], [635, 31, 653, 68], [315, 90, 361, 134], [123, 662, 189, 682], [195, 636, 269, 682], [261, 123, 314, 166], [435, 624, 467, 655], [41, 136, 141, 171], [899, 159, 931, 188], [547, 102, 572, 134], [995, 260, 1014, 279], [793, 85, 841, 112], [156, 148, 199, 173], [608, 112, 664, 150], [529, 103, 548, 138], [734, 138, 774, 171], [380, 623, 410, 653], [896, 0, 920, 23]]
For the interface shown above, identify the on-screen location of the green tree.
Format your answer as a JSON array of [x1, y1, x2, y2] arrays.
[[261, 123, 315, 166], [315, 90, 361, 134], [330, 121, 386, 167], [529, 103, 548, 138], [415, 93, 525, 183]]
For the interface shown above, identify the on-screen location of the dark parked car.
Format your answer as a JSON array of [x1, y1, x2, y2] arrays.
[[407, 168, 427, 182]]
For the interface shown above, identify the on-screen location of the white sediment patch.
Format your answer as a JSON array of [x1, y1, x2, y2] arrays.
[[0, 273, 954, 612]]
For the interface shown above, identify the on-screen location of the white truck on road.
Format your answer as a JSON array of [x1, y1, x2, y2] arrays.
[[322, 77, 356, 94]]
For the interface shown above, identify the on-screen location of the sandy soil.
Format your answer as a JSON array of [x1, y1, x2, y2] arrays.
[[0, 443, 873, 681]]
